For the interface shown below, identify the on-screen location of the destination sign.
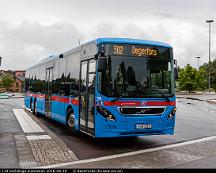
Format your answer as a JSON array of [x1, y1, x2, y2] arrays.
[[131, 46, 158, 56], [103, 44, 170, 59]]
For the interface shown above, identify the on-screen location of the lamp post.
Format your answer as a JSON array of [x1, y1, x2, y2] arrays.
[[206, 20, 214, 93], [196, 56, 200, 69]]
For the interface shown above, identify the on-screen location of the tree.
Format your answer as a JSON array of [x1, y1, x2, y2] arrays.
[[177, 58, 216, 93], [178, 64, 199, 93], [210, 59, 216, 92], [196, 66, 208, 91], [1, 74, 15, 91], [199, 58, 216, 92]]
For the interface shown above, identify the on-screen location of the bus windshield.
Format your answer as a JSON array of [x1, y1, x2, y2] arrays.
[[98, 56, 175, 98]]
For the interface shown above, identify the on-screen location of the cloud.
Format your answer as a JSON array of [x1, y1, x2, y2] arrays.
[[0, 17, 216, 70], [82, 20, 216, 68], [0, 21, 80, 70]]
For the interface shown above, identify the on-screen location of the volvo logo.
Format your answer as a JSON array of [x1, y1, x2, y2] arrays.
[[138, 108, 151, 114], [140, 101, 147, 106], [140, 109, 146, 113]]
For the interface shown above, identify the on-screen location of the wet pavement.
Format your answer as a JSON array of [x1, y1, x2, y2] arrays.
[[0, 98, 77, 168], [52, 136, 216, 169], [1, 95, 216, 169], [31, 95, 216, 161], [0, 98, 23, 168]]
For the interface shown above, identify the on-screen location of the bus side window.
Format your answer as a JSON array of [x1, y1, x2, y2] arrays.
[[65, 83, 70, 96], [59, 84, 65, 96]]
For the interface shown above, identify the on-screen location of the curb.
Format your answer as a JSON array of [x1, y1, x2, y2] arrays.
[[9, 96, 24, 99]]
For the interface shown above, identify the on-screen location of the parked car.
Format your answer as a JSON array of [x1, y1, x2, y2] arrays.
[[0, 93, 9, 99], [5, 92, 15, 97]]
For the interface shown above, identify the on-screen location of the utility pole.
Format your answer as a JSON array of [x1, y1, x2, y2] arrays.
[[206, 20, 214, 93]]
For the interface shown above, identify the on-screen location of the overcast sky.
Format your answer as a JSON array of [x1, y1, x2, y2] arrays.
[[0, 0, 215, 70]]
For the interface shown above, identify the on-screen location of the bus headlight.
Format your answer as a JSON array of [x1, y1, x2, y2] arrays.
[[171, 107, 177, 115], [96, 106, 116, 121], [168, 107, 177, 119]]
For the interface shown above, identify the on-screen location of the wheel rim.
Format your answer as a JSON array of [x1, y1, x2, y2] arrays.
[[68, 113, 75, 128]]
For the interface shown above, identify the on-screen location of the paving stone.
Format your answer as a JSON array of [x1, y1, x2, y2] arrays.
[[14, 134, 38, 168], [28, 139, 76, 166]]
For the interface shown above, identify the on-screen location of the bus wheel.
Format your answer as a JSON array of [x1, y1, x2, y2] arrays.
[[66, 109, 78, 135], [33, 101, 38, 116], [30, 99, 33, 112], [29, 99, 32, 111]]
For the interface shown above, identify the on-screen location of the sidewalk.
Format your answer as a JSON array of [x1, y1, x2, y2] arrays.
[[39, 136, 216, 169], [0, 104, 78, 168], [13, 109, 78, 168]]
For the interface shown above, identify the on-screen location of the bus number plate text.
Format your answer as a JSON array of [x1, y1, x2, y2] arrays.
[[136, 124, 152, 129]]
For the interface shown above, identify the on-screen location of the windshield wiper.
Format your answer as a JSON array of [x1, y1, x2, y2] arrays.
[[151, 89, 170, 102], [111, 94, 128, 102]]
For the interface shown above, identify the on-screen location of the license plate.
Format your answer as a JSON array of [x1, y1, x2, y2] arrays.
[[136, 124, 152, 129]]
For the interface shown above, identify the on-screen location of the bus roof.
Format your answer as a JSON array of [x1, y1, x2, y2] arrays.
[[94, 38, 172, 48], [26, 37, 172, 70]]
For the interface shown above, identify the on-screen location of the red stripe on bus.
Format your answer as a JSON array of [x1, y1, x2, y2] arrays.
[[104, 101, 176, 106], [71, 98, 79, 105], [145, 101, 176, 106], [26, 93, 175, 107], [51, 96, 70, 103], [104, 101, 140, 106], [26, 93, 79, 105]]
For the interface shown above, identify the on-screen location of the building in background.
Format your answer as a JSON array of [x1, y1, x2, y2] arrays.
[[0, 70, 25, 93]]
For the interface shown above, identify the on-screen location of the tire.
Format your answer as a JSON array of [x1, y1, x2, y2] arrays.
[[33, 101, 39, 116], [33, 101, 36, 114], [66, 108, 78, 135], [30, 99, 33, 112]]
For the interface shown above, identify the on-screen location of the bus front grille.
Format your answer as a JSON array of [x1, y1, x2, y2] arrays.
[[118, 107, 165, 115]]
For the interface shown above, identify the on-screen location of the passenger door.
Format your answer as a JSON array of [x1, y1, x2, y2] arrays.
[[79, 59, 96, 135], [45, 67, 54, 118]]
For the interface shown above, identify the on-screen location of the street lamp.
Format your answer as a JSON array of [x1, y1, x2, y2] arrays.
[[206, 20, 214, 93], [196, 56, 200, 69]]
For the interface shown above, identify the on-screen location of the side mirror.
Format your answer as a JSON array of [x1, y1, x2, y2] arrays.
[[174, 67, 178, 80], [173, 59, 178, 80], [98, 58, 106, 72]]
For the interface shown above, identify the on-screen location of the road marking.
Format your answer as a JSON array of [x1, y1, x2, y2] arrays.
[[13, 109, 45, 133], [36, 135, 216, 169], [26, 135, 52, 140]]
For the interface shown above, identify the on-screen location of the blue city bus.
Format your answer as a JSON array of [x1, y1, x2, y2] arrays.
[[24, 38, 177, 137]]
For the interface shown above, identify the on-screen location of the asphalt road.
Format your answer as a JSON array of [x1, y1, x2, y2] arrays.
[[0, 98, 24, 168], [1, 96, 216, 162]]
